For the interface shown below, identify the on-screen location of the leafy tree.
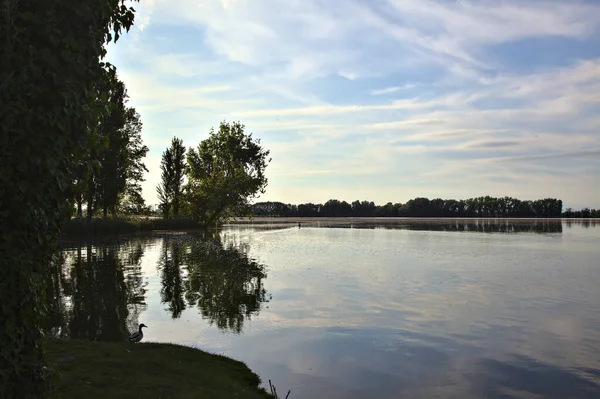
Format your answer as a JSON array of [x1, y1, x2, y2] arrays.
[[85, 74, 148, 219], [250, 196, 566, 218], [0, 0, 137, 395], [118, 189, 150, 215], [118, 107, 149, 214], [186, 121, 271, 226], [563, 207, 597, 218], [156, 137, 186, 218], [170, 138, 186, 217], [96, 73, 128, 218], [157, 147, 175, 218]]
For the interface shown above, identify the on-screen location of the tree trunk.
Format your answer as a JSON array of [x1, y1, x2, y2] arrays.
[[173, 194, 179, 217], [76, 192, 83, 218], [86, 175, 94, 222]]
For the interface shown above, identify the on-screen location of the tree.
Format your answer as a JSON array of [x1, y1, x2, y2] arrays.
[[0, 0, 137, 396], [157, 147, 174, 218], [118, 189, 150, 215], [186, 121, 271, 226], [118, 107, 149, 214], [96, 73, 128, 218], [156, 137, 185, 218], [88, 74, 148, 219], [170, 138, 186, 217]]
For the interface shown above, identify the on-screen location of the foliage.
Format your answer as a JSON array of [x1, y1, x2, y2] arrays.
[[251, 196, 567, 218], [46, 339, 273, 399], [117, 189, 152, 215], [156, 137, 186, 218], [171, 137, 187, 216], [563, 207, 600, 218], [186, 121, 271, 226], [96, 72, 128, 218], [76, 71, 149, 220], [0, 0, 137, 396], [118, 107, 149, 213], [157, 146, 175, 218]]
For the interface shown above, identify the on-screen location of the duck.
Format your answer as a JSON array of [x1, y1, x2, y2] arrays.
[[128, 323, 147, 343]]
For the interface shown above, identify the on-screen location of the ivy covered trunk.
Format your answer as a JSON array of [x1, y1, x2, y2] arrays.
[[0, 1, 137, 397]]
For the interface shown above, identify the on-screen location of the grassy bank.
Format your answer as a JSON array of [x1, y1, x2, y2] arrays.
[[62, 217, 203, 236], [46, 338, 273, 399]]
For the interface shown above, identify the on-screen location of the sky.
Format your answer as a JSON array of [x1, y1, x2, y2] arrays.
[[105, 0, 600, 210]]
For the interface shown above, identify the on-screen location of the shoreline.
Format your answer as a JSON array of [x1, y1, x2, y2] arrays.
[[60, 216, 598, 238], [46, 338, 274, 399], [226, 216, 599, 223]]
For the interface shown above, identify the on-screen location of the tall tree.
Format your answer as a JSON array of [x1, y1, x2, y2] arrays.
[[170, 138, 186, 217], [121, 108, 149, 214], [157, 147, 174, 218], [0, 0, 137, 396], [186, 121, 271, 226], [97, 73, 128, 218], [156, 137, 186, 218], [92, 75, 148, 219]]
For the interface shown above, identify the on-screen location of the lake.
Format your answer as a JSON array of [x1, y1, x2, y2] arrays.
[[49, 219, 600, 398]]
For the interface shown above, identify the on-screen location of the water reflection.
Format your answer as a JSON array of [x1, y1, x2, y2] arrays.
[[184, 232, 270, 333], [235, 218, 570, 233], [48, 231, 270, 338], [46, 244, 134, 341], [565, 219, 598, 229], [48, 220, 600, 398], [470, 355, 600, 399], [159, 238, 186, 319]]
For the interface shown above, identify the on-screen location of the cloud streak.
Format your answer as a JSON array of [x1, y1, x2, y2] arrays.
[[105, 0, 600, 209]]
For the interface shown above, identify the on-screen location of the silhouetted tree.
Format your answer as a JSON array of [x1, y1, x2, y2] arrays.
[[170, 138, 186, 217], [250, 196, 567, 218], [157, 147, 175, 218], [0, 1, 137, 395], [186, 121, 271, 226]]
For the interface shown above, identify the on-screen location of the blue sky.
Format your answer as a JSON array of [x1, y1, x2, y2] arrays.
[[106, 0, 600, 209]]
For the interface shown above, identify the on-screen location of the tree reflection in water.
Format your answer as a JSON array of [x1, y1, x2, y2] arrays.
[[183, 231, 269, 334], [46, 239, 148, 341], [47, 232, 270, 340], [159, 238, 186, 319]]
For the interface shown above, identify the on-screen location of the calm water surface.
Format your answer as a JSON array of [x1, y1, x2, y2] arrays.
[[50, 219, 600, 398]]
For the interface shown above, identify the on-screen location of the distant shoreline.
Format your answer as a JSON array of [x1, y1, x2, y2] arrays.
[[227, 216, 599, 223]]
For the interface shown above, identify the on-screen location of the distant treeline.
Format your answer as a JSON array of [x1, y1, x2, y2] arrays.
[[250, 196, 584, 218], [563, 208, 600, 218]]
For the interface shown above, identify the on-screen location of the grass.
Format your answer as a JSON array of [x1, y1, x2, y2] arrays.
[[46, 338, 273, 399], [62, 217, 203, 236]]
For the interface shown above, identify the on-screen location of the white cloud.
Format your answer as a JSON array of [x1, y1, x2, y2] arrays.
[[106, 0, 600, 208], [371, 84, 415, 95], [160, 0, 597, 78]]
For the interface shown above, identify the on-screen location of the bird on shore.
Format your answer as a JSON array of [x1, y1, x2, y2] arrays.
[[128, 323, 147, 343]]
